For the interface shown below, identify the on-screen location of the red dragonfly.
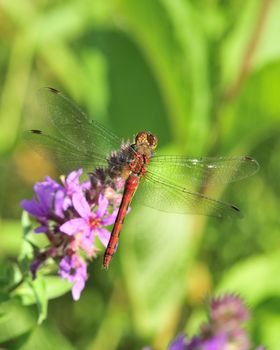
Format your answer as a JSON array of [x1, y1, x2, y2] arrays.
[[25, 87, 259, 268]]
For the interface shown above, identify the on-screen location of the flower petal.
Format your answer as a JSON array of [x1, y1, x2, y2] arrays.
[[44, 176, 62, 191], [30, 259, 43, 279], [21, 199, 45, 217], [81, 180, 91, 190], [59, 256, 73, 278], [97, 228, 111, 247], [66, 169, 83, 185], [72, 192, 91, 218], [54, 190, 65, 217], [59, 255, 88, 300], [34, 225, 49, 233], [34, 183, 53, 210], [60, 218, 86, 235], [201, 333, 228, 350], [169, 334, 188, 350], [62, 196, 72, 211], [80, 226, 94, 249], [72, 278, 86, 301], [101, 208, 118, 226], [96, 194, 108, 218]]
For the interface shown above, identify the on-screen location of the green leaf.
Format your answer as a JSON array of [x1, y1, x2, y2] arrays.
[[220, 0, 261, 87], [159, 0, 211, 153], [43, 276, 72, 300], [14, 276, 72, 306], [220, 61, 280, 153], [20, 212, 34, 264], [12, 275, 72, 324], [120, 204, 198, 337], [257, 313, 280, 350], [217, 252, 280, 305], [253, 0, 280, 69], [115, 0, 191, 148], [30, 277, 47, 324], [0, 221, 22, 255], [13, 276, 48, 324], [19, 212, 36, 278], [0, 328, 33, 350], [21, 211, 32, 238], [0, 300, 35, 344], [0, 262, 22, 299]]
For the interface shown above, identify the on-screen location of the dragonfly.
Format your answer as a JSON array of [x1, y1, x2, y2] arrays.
[[25, 87, 259, 268]]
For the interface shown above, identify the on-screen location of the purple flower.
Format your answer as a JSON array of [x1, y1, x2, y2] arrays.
[[21, 177, 62, 232], [169, 334, 188, 350], [60, 192, 118, 252], [210, 294, 250, 330], [200, 333, 227, 350], [193, 294, 251, 350], [21, 168, 126, 300], [30, 258, 44, 279], [145, 295, 265, 350], [167, 334, 227, 350], [59, 254, 88, 300], [21, 180, 55, 219], [60, 169, 89, 210]]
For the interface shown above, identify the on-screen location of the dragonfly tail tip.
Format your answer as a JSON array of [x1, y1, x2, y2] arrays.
[[30, 129, 42, 134], [231, 204, 244, 219], [231, 204, 240, 212], [46, 87, 60, 94]]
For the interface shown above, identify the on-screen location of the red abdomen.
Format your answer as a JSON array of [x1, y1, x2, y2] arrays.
[[103, 174, 139, 269]]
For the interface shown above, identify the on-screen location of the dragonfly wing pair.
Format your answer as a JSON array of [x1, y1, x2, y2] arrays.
[[132, 155, 259, 218], [24, 87, 121, 174]]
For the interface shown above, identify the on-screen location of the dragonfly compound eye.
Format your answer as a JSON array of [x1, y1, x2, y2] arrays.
[[147, 133, 158, 149], [135, 132, 158, 149], [135, 131, 147, 145]]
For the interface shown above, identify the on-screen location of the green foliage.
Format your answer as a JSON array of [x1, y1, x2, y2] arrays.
[[0, 0, 279, 349], [0, 328, 34, 350]]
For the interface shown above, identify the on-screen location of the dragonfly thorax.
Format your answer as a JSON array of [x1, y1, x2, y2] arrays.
[[128, 152, 148, 177], [121, 133, 154, 177]]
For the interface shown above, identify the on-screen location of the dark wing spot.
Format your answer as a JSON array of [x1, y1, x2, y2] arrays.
[[231, 204, 240, 213], [46, 87, 59, 94], [30, 129, 42, 134], [230, 204, 243, 219], [243, 156, 260, 173]]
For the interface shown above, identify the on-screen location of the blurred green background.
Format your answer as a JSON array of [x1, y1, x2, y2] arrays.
[[0, 0, 280, 349]]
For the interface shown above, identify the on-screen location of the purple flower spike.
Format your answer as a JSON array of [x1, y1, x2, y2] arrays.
[[22, 168, 127, 300], [210, 294, 250, 326], [59, 254, 88, 300], [150, 295, 264, 350]]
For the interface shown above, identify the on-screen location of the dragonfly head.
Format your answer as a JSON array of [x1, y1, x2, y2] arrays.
[[135, 132, 158, 150]]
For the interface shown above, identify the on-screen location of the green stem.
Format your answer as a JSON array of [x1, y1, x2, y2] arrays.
[[225, 0, 272, 101]]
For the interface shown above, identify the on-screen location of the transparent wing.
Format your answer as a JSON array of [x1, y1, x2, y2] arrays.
[[23, 130, 108, 174], [37, 87, 122, 155], [134, 171, 241, 218], [148, 155, 259, 189]]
